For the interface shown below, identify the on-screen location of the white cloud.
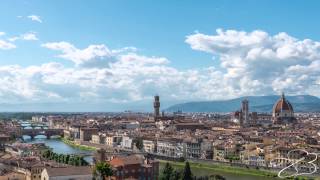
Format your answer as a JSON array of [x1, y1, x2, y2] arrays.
[[7, 32, 39, 42], [27, 15, 42, 23], [0, 32, 5, 36], [0, 60, 218, 106], [186, 29, 320, 96], [21, 32, 38, 41], [0, 40, 16, 50], [8, 36, 19, 42], [41, 41, 136, 68]]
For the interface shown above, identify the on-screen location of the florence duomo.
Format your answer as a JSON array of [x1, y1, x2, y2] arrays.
[[272, 92, 297, 125]]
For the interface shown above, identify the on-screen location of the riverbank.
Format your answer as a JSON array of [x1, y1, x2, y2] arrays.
[[60, 137, 97, 151]]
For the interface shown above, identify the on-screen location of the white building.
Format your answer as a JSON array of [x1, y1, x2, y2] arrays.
[[157, 139, 185, 158], [125, 121, 140, 129], [121, 136, 133, 149], [143, 140, 155, 153]]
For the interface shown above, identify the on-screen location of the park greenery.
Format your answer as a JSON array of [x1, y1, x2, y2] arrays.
[[42, 149, 89, 166], [61, 137, 97, 151], [160, 160, 318, 180], [160, 162, 226, 180]]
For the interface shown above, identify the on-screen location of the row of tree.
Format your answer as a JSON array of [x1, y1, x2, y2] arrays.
[[161, 162, 226, 180], [42, 149, 89, 166]]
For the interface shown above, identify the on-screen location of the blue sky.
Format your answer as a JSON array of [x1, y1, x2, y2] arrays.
[[0, 0, 320, 111]]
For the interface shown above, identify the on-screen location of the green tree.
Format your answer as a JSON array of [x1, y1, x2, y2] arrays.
[[182, 162, 192, 180], [93, 162, 113, 180], [75, 156, 81, 166], [171, 170, 181, 180], [209, 174, 226, 180], [161, 162, 174, 180], [58, 154, 64, 163], [69, 156, 75, 165], [64, 154, 70, 164], [42, 149, 50, 159], [133, 137, 144, 150], [54, 153, 59, 162]]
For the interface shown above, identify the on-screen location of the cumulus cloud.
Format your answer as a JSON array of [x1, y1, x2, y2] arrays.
[[27, 15, 42, 23], [186, 29, 320, 96], [0, 45, 221, 106], [0, 59, 193, 104], [0, 32, 5, 36], [41, 41, 136, 68]]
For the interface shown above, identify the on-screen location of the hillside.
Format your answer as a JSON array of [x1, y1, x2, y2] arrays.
[[165, 95, 320, 112]]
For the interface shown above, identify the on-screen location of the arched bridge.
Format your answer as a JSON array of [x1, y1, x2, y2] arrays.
[[21, 128, 64, 139]]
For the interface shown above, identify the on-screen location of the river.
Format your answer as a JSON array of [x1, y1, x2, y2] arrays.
[[23, 135, 94, 163], [20, 121, 93, 163]]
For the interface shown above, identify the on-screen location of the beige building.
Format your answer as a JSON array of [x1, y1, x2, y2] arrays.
[[143, 140, 155, 153], [79, 128, 98, 141], [91, 134, 99, 144], [0, 171, 26, 180], [30, 163, 44, 180], [104, 134, 122, 148]]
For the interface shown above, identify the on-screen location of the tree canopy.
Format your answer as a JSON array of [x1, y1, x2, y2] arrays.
[[93, 162, 113, 180], [42, 149, 88, 166]]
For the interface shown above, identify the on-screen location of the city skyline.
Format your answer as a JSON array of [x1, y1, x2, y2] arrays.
[[1, 0, 320, 111]]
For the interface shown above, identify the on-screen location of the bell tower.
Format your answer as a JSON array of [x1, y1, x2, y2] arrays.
[[153, 95, 160, 118]]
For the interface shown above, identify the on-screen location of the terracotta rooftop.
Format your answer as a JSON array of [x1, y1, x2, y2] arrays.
[[45, 166, 92, 177], [109, 154, 144, 167]]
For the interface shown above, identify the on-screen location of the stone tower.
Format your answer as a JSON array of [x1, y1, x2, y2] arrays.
[[241, 99, 249, 125], [153, 95, 160, 118]]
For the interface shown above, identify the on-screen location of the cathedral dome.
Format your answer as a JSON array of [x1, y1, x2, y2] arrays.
[[273, 93, 293, 114], [272, 93, 296, 124]]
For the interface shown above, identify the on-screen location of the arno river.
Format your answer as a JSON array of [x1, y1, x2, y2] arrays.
[[24, 136, 94, 163], [20, 121, 94, 163]]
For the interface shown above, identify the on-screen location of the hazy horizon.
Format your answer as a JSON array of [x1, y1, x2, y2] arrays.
[[0, 94, 317, 112]]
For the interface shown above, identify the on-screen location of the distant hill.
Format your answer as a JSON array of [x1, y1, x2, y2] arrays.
[[165, 95, 320, 113]]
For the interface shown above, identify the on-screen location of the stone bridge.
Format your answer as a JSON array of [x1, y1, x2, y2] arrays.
[[21, 128, 64, 139]]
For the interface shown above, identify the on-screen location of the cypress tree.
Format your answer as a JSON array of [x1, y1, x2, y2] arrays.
[[182, 161, 192, 180], [161, 162, 174, 180]]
